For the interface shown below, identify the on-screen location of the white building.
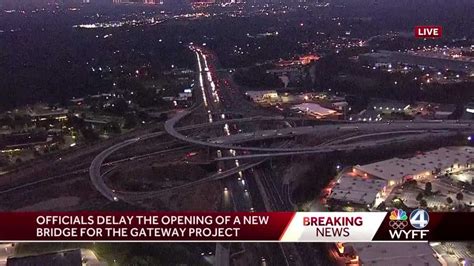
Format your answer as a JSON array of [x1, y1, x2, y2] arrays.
[[353, 146, 474, 187], [409, 147, 474, 174], [329, 174, 386, 208], [291, 103, 339, 118], [353, 158, 431, 186]]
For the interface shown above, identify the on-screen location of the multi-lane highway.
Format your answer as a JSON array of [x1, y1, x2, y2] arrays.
[[192, 45, 262, 266]]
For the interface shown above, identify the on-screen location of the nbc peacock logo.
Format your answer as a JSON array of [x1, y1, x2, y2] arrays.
[[389, 209, 408, 229]]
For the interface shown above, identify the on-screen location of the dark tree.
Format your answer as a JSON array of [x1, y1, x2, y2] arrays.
[[419, 199, 428, 208], [123, 114, 138, 129], [80, 127, 99, 143], [416, 192, 424, 201], [446, 197, 453, 205], [424, 182, 432, 195], [105, 122, 122, 134]]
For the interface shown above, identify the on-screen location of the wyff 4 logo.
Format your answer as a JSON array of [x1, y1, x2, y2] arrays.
[[388, 209, 430, 240]]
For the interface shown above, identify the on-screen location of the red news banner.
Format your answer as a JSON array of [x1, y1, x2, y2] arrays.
[[0, 211, 472, 242], [0, 212, 293, 241]]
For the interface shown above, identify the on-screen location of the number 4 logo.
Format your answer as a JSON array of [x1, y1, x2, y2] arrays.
[[409, 209, 430, 229]]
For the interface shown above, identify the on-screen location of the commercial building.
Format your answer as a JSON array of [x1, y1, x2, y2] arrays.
[[245, 90, 279, 103], [291, 103, 339, 119], [371, 101, 410, 114], [410, 147, 474, 174], [349, 109, 382, 122], [328, 146, 474, 210], [351, 101, 457, 121], [353, 146, 474, 187], [26, 105, 69, 122], [0, 131, 52, 152], [353, 158, 432, 187], [328, 174, 386, 208], [350, 100, 409, 122]]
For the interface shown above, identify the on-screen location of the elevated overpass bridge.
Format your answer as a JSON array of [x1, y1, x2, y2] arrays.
[[166, 109, 474, 152]]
